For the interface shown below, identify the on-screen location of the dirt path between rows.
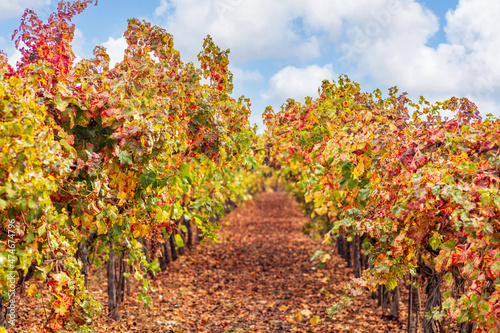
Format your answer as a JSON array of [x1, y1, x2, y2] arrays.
[[96, 192, 402, 333], [11, 191, 405, 332]]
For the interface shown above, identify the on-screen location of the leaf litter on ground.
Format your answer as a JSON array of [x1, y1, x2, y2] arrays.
[[11, 192, 405, 333]]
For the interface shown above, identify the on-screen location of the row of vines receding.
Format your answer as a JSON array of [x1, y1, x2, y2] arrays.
[[263, 76, 500, 332], [2, 0, 500, 332], [0, 1, 267, 331]]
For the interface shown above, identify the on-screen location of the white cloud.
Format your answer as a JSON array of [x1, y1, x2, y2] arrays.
[[0, 36, 21, 68], [155, 0, 428, 65], [0, 0, 51, 20], [156, 0, 321, 62], [155, 0, 170, 17], [262, 64, 336, 102], [296, 0, 403, 37], [101, 36, 127, 68], [70, 28, 86, 63], [7, 49, 21, 68], [336, 0, 500, 117]]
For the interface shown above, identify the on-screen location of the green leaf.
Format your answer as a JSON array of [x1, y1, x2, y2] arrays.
[[171, 201, 183, 220], [431, 185, 441, 196], [442, 297, 455, 310], [38, 224, 46, 236], [243, 155, 258, 170], [479, 301, 491, 314], [179, 162, 193, 184], [174, 234, 184, 248], [118, 150, 133, 166], [0, 252, 7, 267], [347, 178, 358, 191], [143, 295, 152, 307], [443, 175, 454, 184], [180, 224, 187, 233], [359, 188, 370, 201], [155, 210, 166, 223], [54, 98, 69, 111], [191, 199, 204, 210], [442, 239, 458, 251], [34, 264, 52, 281], [183, 210, 192, 220], [391, 204, 406, 217], [429, 232, 442, 251], [139, 170, 156, 188], [28, 198, 38, 209], [340, 162, 353, 178], [25, 232, 35, 244], [179, 183, 189, 193], [0, 199, 8, 209], [450, 190, 462, 204], [385, 276, 398, 290], [311, 249, 325, 262]]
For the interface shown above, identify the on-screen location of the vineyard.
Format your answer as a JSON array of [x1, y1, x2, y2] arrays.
[[1, 1, 500, 332]]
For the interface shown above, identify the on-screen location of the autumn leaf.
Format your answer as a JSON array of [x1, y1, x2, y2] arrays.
[[54, 295, 73, 316], [97, 219, 108, 235], [48, 316, 64, 331], [49, 272, 70, 293], [175, 234, 185, 248], [311, 315, 321, 326], [26, 284, 38, 297], [300, 309, 313, 318]]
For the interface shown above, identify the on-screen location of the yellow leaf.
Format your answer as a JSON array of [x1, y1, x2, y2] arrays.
[[131, 222, 142, 238], [352, 162, 364, 179], [320, 253, 331, 263], [134, 270, 143, 281], [131, 223, 150, 238], [459, 151, 469, 162], [82, 213, 93, 229], [130, 238, 142, 250], [315, 205, 328, 216], [310, 315, 321, 326], [117, 191, 128, 205], [322, 232, 331, 245], [97, 219, 108, 235], [26, 284, 38, 297], [406, 249, 415, 261], [385, 276, 398, 291], [141, 224, 151, 237], [155, 209, 167, 223]]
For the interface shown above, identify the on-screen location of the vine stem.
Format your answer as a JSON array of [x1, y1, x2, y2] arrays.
[[408, 274, 413, 333]]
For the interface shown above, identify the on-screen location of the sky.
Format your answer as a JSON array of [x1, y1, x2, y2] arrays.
[[1, 0, 498, 131]]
